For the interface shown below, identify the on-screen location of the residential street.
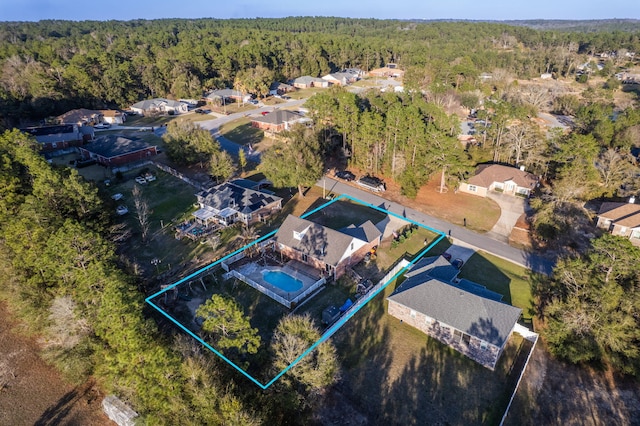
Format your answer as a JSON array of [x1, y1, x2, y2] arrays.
[[318, 177, 555, 275]]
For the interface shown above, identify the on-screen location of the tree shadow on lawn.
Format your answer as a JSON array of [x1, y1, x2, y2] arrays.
[[458, 254, 514, 306], [223, 123, 264, 146]]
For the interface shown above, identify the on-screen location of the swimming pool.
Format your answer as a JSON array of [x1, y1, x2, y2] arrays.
[[262, 270, 303, 292]]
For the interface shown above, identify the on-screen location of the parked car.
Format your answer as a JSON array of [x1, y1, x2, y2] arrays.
[[248, 99, 259, 105], [111, 193, 124, 201], [357, 175, 386, 192], [335, 170, 356, 181], [451, 258, 464, 269], [94, 122, 111, 129], [135, 176, 147, 184], [116, 205, 129, 215], [261, 111, 270, 116]]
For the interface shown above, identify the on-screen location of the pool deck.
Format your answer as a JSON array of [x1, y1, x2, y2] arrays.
[[236, 261, 318, 301]]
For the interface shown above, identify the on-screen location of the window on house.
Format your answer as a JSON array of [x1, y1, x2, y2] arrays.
[[480, 341, 488, 350], [453, 329, 463, 341], [410, 310, 416, 318], [325, 263, 332, 272], [425, 316, 433, 325], [468, 185, 477, 192], [302, 253, 308, 262]]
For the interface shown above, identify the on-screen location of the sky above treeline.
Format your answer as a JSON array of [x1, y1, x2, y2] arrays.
[[0, 0, 637, 22]]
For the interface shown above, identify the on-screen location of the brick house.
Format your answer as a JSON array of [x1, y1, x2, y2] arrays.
[[194, 181, 282, 227], [79, 135, 158, 166], [458, 164, 537, 198], [20, 124, 88, 152], [596, 201, 640, 246], [290, 76, 329, 89], [273, 215, 381, 280], [251, 110, 308, 133], [387, 256, 522, 370], [321, 72, 357, 86]]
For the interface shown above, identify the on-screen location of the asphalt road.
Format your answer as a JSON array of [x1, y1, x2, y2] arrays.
[[318, 177, 555, 275]]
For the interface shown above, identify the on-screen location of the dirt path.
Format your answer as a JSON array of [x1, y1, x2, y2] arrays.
[[0, 302, 110, 426]]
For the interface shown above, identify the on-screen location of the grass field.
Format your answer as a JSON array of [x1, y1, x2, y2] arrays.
[[219, 118, 264, 146], [458, 251, 534, 322]]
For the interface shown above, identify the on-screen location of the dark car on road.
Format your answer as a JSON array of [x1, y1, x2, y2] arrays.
[[335, 170, 356, 181], [357, 175, 386, 192]]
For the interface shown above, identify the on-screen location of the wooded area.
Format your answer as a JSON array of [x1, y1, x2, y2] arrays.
[[1, 16, 640, 424]]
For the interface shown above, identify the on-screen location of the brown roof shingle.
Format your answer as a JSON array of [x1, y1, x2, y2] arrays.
[[598, 202, 640, 228], [468, 164, 537, 189]]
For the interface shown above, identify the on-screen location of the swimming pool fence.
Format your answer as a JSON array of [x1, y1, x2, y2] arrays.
[[223, 269, 326, 309], [221, 252, 246, 272]]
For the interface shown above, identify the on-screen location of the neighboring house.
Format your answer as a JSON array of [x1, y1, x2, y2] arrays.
[[100, 110, 126, 125], [20, 124, 86, 151], [458, 164, 537, 198], [368, 66, 404, 78], [387, 256, 522, 370], [130, 98, 187, 116], [57, 108, 103, 126], [251, 110, 308, 133], [79, 135, 158, 166], [596, 201, 640, 246], [269, 82, 295, 96], [290, 76, 329, 89], [321, 72, 357, 86], [194, 181, 282, 227], [204, 89, 251, 104], [272, 214, 381, 280], [343, 68, 365, 79]]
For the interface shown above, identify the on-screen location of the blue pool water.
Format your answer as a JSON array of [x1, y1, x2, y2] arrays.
[[263, 271, 303, 292]]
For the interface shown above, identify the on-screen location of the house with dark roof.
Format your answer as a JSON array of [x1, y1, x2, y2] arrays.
[[387, 256, 521, 370], [130, 98, 187, 116], [20, 124, 88, 152], [290, 76, 329, 89], [596, 200, 640, 246], [273, 215, 381, 280], [251, 110, 308, 133], [269, 82, 295, 96], [458, 164, 537, 198], [194, 181, 282, 227], [79, 135, 158, 166]]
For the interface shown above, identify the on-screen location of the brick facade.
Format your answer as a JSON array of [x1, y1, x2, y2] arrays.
[[388, 300, 505, 370]]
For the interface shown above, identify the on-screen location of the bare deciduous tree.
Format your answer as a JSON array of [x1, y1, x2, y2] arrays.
[[132, 185, 152, 243]]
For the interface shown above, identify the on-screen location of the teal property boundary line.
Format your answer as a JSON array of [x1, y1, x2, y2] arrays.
[[145, 194, 445, 389]]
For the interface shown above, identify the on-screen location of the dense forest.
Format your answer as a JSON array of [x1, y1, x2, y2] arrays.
[[1, 16, 640, 423], [1, 17, 639, 127]]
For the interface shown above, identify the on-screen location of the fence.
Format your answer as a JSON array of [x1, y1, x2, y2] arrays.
[[322, 259, 410, 337], [221, 252, 246, 272], [153, 162, 205, 190], [290, 277, 326, 307], [223, 270, 291, 308]]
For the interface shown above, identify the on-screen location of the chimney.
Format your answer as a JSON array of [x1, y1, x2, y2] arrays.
[[519, 165, 525, 172], [630, 196, 636, 204]]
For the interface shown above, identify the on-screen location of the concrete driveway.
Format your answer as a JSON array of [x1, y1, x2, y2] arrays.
[[486, 191, 530, 242]]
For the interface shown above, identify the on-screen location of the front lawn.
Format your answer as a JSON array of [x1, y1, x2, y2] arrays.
[[219, 118, 264, 146]]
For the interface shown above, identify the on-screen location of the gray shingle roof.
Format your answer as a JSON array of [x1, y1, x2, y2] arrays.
[[291, 76, 325, 85], [275, 215, 374, 267], [198, 182, 282, 216], [205, 89, 245, 99], [251, 110, 304, 126], [131, 98, 182, 110], [405, 256, 460, 283], [340, 220, 381, 244], [82, 135, 155, 158], [388, 275, 521, 347]]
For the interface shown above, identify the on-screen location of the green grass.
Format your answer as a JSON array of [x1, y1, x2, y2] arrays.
[[458, 251, 534, 321], [219, 118, 264, 145], [305, 198, 387, 230]]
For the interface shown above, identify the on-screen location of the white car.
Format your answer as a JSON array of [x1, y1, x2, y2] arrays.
[[116, 205, 129, 215], [135, 176, 147, 184], [145, 174, 156, 182], [94, 122, 111, 129], [111, 193, 124, 201]]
